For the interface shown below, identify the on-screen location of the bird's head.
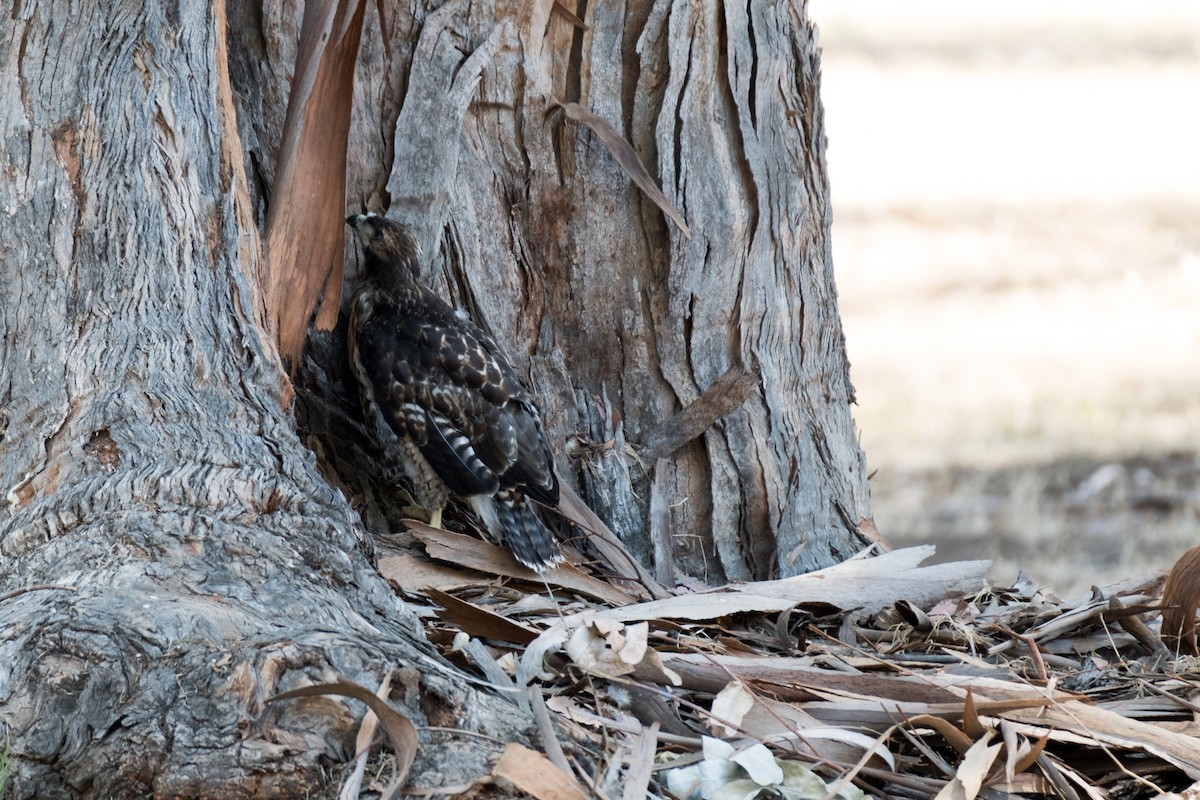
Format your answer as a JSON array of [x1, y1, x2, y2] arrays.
[[346, 213, 421, 280]]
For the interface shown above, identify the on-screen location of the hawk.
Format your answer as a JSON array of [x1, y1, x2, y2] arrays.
[[345, 213, 562, 571]]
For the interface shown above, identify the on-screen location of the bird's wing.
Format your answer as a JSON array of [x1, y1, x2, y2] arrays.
[[355, 286, 556, 503], [499, 404, 559, 505], [463, 321, 560, 505]]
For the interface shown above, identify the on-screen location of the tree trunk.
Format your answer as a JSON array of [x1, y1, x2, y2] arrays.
[[0, 0, 870, 796], [328, 0, 872, 585], [0, 2, 529, 797]]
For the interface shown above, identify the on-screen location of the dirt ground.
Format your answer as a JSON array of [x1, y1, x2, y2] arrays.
[[809, 0, 1200, 597]]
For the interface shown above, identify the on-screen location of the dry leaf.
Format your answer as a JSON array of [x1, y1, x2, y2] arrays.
[[1009, 729, 1051, 778], [558, 618, 681, 686], [340, 671, 394, 800], [945, 732, 1001, 800], [545, 693, 644, 736], [855, 517, 894, 551], [905, 714, 974, 757], [521, 614, 682, 688], [565, 619, 648, 677], [268, 676, 416, 797], [1038, 753, 1106, 800], [409, 521, 636, 606], [555, 101, 691, 239], [710, 680, 757, 737], [555, 482, 667, 599], [492, 742, 588, 800], [1003, 700, 1200, 779], [521, 624, 571, 681], [894, 598, 932, 630], [725, 690, 895, 768], [1161, 544, 1200, 654], [962, 688, 985, 740]]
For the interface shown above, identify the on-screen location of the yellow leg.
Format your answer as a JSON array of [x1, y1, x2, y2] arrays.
[[428, 508, 443, 529]]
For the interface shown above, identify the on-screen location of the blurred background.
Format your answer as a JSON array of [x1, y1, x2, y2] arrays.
[[808, 0, 1200, 597]]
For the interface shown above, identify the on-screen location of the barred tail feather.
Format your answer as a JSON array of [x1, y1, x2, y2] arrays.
[[495, 491, 561, 571]]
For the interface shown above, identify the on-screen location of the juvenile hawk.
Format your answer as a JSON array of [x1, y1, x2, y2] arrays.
[[345, 213, 561, 571]]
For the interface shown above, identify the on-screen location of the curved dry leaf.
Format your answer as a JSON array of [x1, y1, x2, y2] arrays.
[[556, 482, 668, 598], [952, 732, 1001, 800], [268, 676, 417, 798], [896, 723, 957, 779], [1161, 544, 1200, 654], [894, 598, 932, 630], [521, 623, 571, 681], [1003, 699, 1200, 779], [710, 680, 757, 736], [906, 714, 973, 756], [1000, 719, 1022, 782], [554, 101, 691, 239], [963, 687, 986, 740], [341, 670, 394, 800], [1037, 753, 1105, 800], [1010, 729, 1051, 777]]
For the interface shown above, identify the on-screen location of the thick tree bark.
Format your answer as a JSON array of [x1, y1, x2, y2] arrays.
[[0, 3, 530, 797], [1, 0, 870, 795], [324, 0, 871, 584]]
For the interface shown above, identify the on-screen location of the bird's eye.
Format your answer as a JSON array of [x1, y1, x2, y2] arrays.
[[372, 231, 383, 242]]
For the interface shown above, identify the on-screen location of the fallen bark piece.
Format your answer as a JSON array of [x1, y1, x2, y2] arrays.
[[594, 546, 989, 622], [378, 553, 486, 594], [1002, 700, 1200, 779], [426, 588, 539, 645], [409, 522, 635, 606], [554, 101, 691, 238], [622, 723, 660, 800]]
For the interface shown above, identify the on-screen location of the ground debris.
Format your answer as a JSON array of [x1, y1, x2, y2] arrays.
[[368, 524, 1200, 799]]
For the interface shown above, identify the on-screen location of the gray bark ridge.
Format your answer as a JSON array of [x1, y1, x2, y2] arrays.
[[0, 3, 529, 797]]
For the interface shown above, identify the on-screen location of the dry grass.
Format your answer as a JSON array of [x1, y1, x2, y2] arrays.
[[809, 0, 1200, 595]]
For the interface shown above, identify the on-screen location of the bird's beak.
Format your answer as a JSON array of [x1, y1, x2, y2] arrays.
[[346, 214, 370, 245]]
